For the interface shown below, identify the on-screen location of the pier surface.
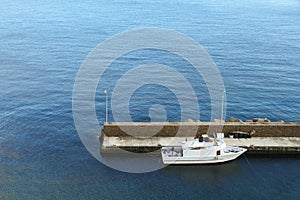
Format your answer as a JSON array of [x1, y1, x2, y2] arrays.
[[101, 122, 300, 153], [101, 135, 300, 153]]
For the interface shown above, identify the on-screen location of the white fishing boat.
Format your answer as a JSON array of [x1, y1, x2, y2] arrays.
[[161, 133, 247, 165]]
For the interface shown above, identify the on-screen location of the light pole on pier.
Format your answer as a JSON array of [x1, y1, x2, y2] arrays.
[[104, 90, 108, 123], [221, 90, 226, 122]]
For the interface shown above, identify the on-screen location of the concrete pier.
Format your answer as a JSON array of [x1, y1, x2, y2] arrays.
[[101, 135, 300, 153], [100, 122, 300, 154]]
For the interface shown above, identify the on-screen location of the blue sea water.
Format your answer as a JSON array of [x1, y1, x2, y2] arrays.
[[0, 0, 300, 199]]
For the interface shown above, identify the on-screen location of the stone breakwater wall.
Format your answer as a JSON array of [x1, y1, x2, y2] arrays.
[[102, 122, 300, 137]]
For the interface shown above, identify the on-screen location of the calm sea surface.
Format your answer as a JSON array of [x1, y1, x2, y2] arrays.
[[0, 0, 300, 199]]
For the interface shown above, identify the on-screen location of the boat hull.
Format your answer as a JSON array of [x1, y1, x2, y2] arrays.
[[162, 148, 247, 165]]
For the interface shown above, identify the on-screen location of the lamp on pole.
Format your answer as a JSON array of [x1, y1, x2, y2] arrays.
[[104, 90, 108, 123]]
